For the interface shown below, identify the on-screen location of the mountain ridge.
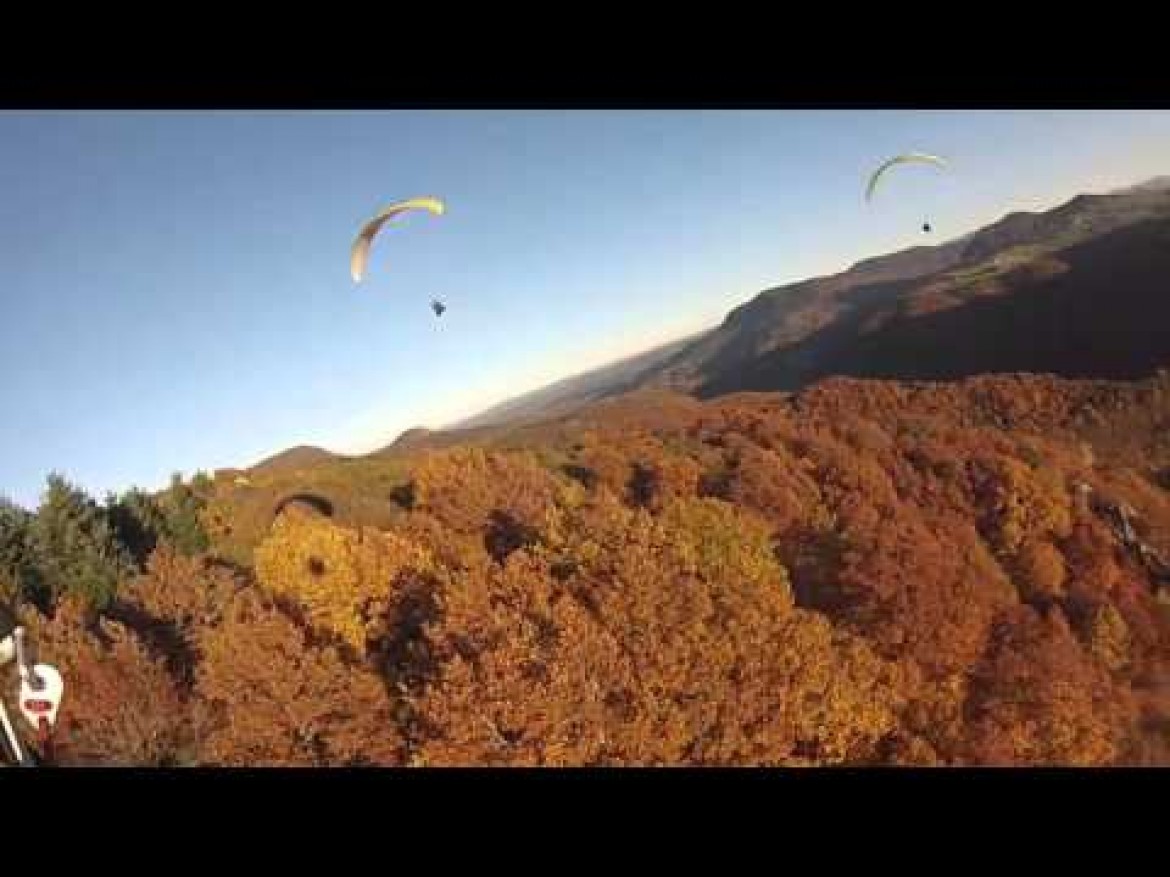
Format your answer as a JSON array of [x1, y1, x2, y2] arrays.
[[446, 178, 1170, 432], [251, 175, 1170, 463]]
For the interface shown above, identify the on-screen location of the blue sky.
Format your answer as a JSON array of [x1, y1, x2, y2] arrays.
[[2, 110, 1170, 507]]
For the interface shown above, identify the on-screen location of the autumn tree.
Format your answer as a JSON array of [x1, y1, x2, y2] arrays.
[[410, 493, 909, 766], [820, 501, 1018, 760], [973, 457, 1074, 556], [11, 371, 1170, 767], [408, 448, 563, 561], [832, 505, 1017, 675], [19, 596, 199, 766], [253, 509, 434, 653], [194, 587, 402, 766], [112, 548, 245, 688], [1010, 538, 1069, 606], [965, 606, 1136, 766]]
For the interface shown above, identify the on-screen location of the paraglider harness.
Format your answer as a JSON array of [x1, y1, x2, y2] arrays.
[[0, 607, 63, 767]]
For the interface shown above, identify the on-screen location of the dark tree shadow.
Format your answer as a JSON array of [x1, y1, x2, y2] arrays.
[[1154, 468, 1170, 493], [105, 600, 200, 690], [389, 482, 417, 511], [561, 464, 598, 490], [272, 493, 335, 520], [625, 462, 659, 509], [484, 510, 539, 564]]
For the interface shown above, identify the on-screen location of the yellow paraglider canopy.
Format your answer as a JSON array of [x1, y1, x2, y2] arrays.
[[865, 153, 947, 202], [350, 196, 446, 284]]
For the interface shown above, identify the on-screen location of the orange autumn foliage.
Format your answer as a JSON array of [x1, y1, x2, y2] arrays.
[[254, 508, 433, 652], [409, 496, 907, 766], [21, 596, 198, 765], [965, 606, 1137, 766], [20, 371, 1170, 765], [194, 587, 402, 766]]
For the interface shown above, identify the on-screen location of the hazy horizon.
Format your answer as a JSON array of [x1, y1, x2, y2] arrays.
[[3, 110, 1170, 507]]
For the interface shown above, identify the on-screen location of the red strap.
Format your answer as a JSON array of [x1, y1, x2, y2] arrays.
[[36, 717, 53, 765]]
